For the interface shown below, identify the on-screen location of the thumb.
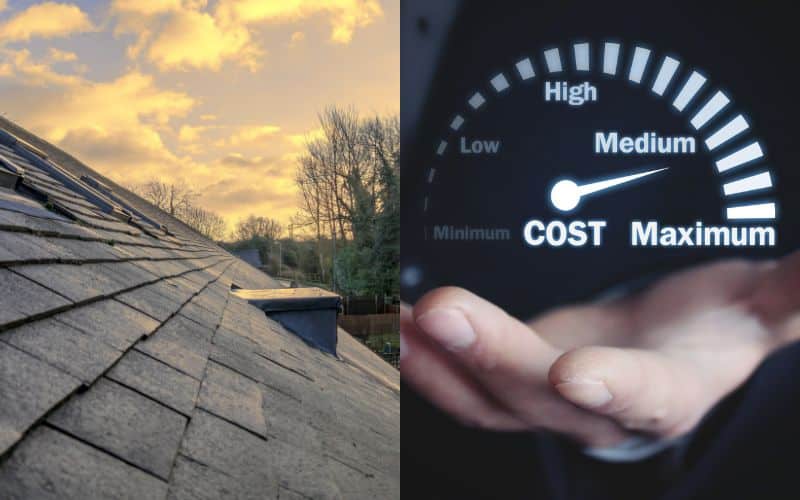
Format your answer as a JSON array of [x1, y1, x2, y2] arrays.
[[548, 346, 706, 438]]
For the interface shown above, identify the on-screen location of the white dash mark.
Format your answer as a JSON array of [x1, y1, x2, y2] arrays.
[[544, 48, 563, 73], [436, 141, 447, 156], [723, 171, 772, 196], [515, 58, 535, 79], [427, 168, 436, 183], [603, 42, 621, 75], [673, 71, 707, 111], [690, 91, 730, 130], [574, 42, 590, 71], [450, 115, 465, 131], [716, 142, 763, 173], [490, 73, 510, 92], [705, 115, 749, 151], [651, 56, 680, 96], [726, 202, 776, 220], [628, 47, 651, 83], [468, 92, 486, 109]]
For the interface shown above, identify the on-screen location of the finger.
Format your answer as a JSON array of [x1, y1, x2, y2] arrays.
[[412, 287, 561, 382], [549, 346, 708, 437], [750, 251, 800, 330], [400, 305, 528, 430], [411, 289, 630, 445]]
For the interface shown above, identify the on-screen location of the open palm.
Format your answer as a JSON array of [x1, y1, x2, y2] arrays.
[[401, 252, 800, 448]]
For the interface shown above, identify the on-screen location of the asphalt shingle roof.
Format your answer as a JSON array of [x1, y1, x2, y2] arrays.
[[0, 117, 400, 499]]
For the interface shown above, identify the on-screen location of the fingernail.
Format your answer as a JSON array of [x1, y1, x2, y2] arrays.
[[415, 308, 476, 351], [555, 380, 613, 409]]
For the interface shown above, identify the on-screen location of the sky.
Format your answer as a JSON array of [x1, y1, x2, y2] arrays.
[[0, 0, 399, 231]]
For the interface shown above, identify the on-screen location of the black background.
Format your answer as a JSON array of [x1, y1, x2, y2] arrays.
[[402, 1, 800, 499]]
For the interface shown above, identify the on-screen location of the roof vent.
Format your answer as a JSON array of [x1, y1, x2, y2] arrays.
[[231, 287, 342, 355]]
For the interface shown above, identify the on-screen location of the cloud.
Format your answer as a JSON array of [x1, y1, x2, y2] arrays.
[[286, 127, 324, 148], [47, 48, 78, 62], [200, 114, 217, 121], [178, 124, 212, 143], [0, 2, 95, 42], [110, 0, 183, 16], [225, 124, 281, 146], [289, 31, 304, 47], [0, 1, 7, 12], [109, 0, 381, 73], [146, 8, 262, 71], [217, 152, 283, 173], [0, 48, 82, 86], [214, 0, 383, 44]]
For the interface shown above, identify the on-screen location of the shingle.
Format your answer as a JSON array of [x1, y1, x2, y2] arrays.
[[2, 317, 122, 384], [107, 350, 200, 415], [0, 207, 98, 239], [0, 189, 69, 221], [47, 378, 187, 480], [56, 299, 160, 350], [166, 455, 244, 500], [116, 281, 186, 322], [0, 342, 81, 454], [178, 301, 221, 330], [46, 236, 127, 261], [0, 268, 72, 328], [0, 426, 168, 500], [325, 456, 399, 500], [197, 361, 266, 437], [12, 262, 135, 303], [209, 342, 307, 403], [135, 314, 214, 379], [178, 410, 334, 499], [0, 231, 75, 263]]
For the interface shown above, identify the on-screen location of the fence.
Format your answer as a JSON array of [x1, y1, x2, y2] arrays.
[[342, 295, 399, 315], [337, 314, 400, 337]]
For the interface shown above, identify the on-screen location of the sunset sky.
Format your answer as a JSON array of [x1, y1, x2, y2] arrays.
[[0, 0, 398, 231]]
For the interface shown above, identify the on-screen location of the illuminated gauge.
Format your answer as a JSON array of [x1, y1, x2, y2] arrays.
[[404, 40, 786, 316]]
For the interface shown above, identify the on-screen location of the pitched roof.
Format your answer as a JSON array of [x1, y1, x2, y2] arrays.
[[0, 117, 400, 499]]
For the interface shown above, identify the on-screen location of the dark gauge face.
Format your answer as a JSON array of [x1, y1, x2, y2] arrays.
[[403, 40, 794, 318]]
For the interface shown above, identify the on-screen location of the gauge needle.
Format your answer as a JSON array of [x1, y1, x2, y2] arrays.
[[549, 167, 669, 212]]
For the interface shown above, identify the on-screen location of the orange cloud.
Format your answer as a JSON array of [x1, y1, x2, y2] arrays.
[[146, 9, 262, 71], [215, 0, 383, 44], [225, 124, 282, 146], [0, 2, 94, 42], [0, 48, 82, 86]]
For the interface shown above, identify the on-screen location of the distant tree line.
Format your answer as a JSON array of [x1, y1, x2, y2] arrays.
[[295, 106, 399, 296], [129, 105, 399, 297], [128, 180, 227, 241]]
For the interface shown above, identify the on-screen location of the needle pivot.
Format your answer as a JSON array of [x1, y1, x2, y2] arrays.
[[550, 167, 669, 212]]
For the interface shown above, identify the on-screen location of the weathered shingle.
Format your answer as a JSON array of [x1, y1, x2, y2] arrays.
[[47, 378, 187, 480], [55, 299, 160, 350], [107, 349, 200, 416], [2, 317, 122, 384], [135, 314, 214, 379], [0, 119, 400, 499], [0, 268, 72, 328], [0, 426, 168, 500], [0, 342, 81, 454], [197, 361, 267, 437]]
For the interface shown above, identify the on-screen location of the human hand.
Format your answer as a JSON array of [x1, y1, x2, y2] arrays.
[[400, 252, 800, 447]]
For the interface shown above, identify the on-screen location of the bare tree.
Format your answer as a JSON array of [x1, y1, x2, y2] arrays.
[[234, 215, 283, 241], [130, 180, 197, 217], [182, 206, 227, 240], [128, 180, 226, 240], [294, 106, 399, 292]]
